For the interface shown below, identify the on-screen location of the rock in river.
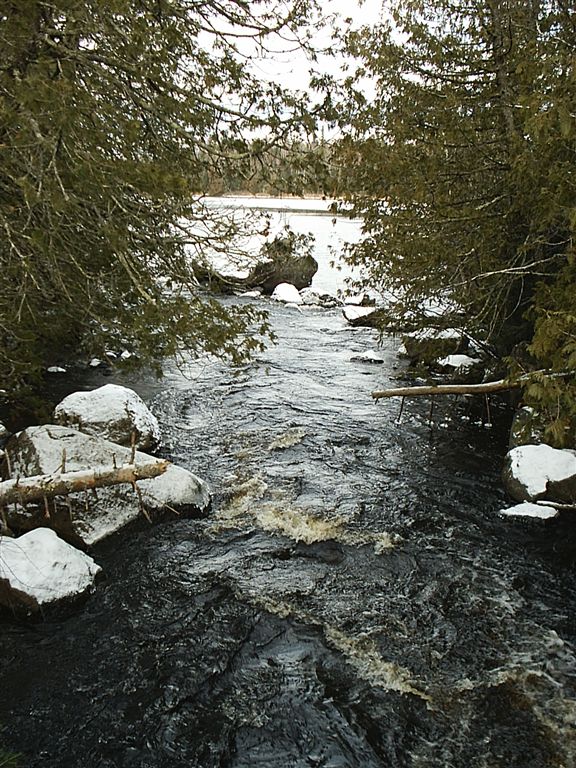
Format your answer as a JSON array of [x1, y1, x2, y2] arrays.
[[54, 383, 161, 451], [502, 443, 576, 503], [4, 425, 211, 547], [0, 528, 101, 613], [271, 282, 303, 305]]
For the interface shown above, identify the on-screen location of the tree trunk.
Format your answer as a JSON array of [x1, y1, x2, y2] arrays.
[[0, 460, 168, 508], [372, 378, 520, 400]]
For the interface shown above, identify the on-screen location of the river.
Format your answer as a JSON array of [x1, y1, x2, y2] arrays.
[[1, 198, 576, 767]]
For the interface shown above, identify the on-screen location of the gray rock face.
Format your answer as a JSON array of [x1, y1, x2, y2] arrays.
[[402, 328, 465, 364], [502, 444, 576, 503], [0, 528, 101, 613], [247, 251, 318, 294], [54, 384, 161, 451], [4, 425, 211, 547]]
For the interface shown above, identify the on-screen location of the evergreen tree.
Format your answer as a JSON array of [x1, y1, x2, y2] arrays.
[[335, 0, 576, 445], [0, 0, 320, 397]]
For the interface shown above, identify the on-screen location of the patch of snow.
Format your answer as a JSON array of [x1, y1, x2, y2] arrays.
[[46, 366, 66, 374], [89, 358, 103, 368], [239, 290, 263, 298], [437, 354, 481, 369], [120, 350, 132, 360], [405, 328, 461, 341], [54, 384, 160, 450], [506, 444, 576, 499], [271, 283, 303, 304], [0, 529, 101, 608], [500, 502, 559, 520]]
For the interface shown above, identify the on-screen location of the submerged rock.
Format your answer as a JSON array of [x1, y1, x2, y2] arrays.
[[0, 528, 101, 613], [502, 444, 576, 503], [4, 425, 211, 547], [54, 383, 161, 451]]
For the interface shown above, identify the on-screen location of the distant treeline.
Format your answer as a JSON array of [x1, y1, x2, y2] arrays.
[[200, 140, 343, 198]]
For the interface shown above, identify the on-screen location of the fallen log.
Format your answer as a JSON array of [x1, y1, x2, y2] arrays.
[[372, 378, 520, 400], [0, 460, 169, 508]]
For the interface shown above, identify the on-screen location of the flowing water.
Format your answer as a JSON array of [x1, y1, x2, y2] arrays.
[[1, 201, 576, 767]]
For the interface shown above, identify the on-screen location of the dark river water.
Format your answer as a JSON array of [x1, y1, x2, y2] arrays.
[[2, 207, 576, 767]]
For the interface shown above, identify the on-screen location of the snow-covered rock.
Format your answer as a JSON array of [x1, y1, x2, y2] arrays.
[[46, 366, 67, 374], [54, 384, 160, 451], [4, 425, 211, 546], [299, 288, 341, 308], [436, 354, 480, 370], [350, 350, 386, 364], [271, 283, 303, 304], [502, 444, 576, 503], [500, 502, 559, 520], [0, 529, 101, 612], [342, 306, 387, 328], [342, 305, 376, 322]]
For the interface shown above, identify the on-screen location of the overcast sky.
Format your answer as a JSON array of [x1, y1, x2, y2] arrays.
[[247, 0, 385, 91]]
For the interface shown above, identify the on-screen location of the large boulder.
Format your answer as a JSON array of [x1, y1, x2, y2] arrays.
[[502, 444, 576, 503], [4, 425, 211, 547], [193, 230, 318, 295], [54, 384, 160, 451], [0, 528, 101, 613]]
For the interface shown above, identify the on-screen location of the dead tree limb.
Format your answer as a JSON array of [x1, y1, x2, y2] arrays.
[[0, 460, 169, 508], [373, 370, 572, 401], [372, 378, 520, 400]]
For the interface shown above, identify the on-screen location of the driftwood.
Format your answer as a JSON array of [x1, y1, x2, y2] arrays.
[[0, 460, 169, 508], [372, 378, 520, 401]]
